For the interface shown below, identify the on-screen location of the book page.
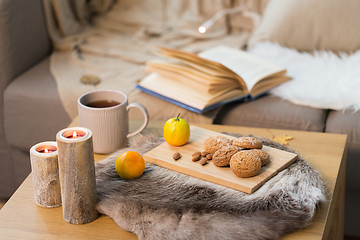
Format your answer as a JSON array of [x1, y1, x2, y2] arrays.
[[147, 61, 236, 84], [250, 75, 292, 97], [146, 65, 236, 94], [158, 48, 232, 77], [199, 46, 286, 91], [158, 47, 248, 91]]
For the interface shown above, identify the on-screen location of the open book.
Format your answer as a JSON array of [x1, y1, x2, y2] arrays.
[[137, 45, 291, 113]]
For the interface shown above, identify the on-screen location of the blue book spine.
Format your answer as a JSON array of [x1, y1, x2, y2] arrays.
[[136, 85, 252, 114]]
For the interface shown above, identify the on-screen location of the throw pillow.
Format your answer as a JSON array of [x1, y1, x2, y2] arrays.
[[248, 0, 360, 53]]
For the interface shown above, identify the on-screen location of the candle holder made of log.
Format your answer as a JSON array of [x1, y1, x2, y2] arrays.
[[56, 127, 98, 224], [30, 141, 62, 208]]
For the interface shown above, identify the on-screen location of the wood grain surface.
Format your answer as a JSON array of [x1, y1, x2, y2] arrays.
[[144, 126, 297, 194]]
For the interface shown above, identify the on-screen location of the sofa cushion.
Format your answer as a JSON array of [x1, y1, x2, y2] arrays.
[[326, 110, 360, 147], [0, 146, 15, 198], [214, 95, 327, 132], [325, 109, 360, 191], [0, 0, 51, 88], [0, 0, 51, 198], [4, 57, 71, 150], [248, 0, 360, 52]]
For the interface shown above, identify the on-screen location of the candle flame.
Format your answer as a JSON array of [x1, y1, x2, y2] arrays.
[[45, 148, 49, 153], [73, 131, 77, 138]]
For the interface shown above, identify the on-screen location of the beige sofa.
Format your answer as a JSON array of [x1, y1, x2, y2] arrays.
[[1, 0, 359, 237]]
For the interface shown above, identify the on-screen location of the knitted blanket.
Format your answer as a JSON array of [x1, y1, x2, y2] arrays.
[[43, 0, 265, 122], [95, 134, 325, 240]]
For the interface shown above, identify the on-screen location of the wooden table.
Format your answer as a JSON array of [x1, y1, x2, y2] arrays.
[[0, 121, 347, 239]]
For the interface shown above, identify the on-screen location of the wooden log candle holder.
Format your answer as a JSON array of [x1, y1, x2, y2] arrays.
[[56, 127, 98, 224], [30, 141, 62, 208]]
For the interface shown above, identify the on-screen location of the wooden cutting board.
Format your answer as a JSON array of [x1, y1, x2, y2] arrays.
[[143, 126, 297, 194]]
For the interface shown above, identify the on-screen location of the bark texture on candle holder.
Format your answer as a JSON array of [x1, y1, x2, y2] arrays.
[[57, 128, 98, 224], [30, 142, 61, 208]]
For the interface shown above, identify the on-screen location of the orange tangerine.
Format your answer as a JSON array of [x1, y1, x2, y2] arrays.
[[115, 151, 145, 179]]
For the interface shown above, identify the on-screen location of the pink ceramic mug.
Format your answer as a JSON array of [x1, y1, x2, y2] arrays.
[[78, 90, 149, 154]]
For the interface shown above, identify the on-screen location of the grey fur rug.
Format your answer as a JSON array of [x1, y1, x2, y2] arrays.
[[95, 134, 326, 240]]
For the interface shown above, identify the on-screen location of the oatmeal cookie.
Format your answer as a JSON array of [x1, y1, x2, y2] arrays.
[[230, 151, 262, 178], [212, 145, 239, 167], [249, 149, 270, 166], [232, 137, 263, 149], [203, 136, 232, 154]]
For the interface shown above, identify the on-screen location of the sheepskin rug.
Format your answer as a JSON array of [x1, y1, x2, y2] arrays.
[[95, 134, 325, 240], [249, 42, 360, 111]]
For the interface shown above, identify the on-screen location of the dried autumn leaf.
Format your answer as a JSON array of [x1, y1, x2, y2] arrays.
[[80, 75, 101, 86], [271, 135, 294, 145]]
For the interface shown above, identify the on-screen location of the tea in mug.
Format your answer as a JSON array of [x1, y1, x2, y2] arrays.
[[86, 100, 121, 108]]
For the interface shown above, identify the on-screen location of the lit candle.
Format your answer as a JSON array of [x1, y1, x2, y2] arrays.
[[36, 145, 57, 153], [56, 127, 98, 224], [29, 141, 61, 208], [63, 130, 86, 139]]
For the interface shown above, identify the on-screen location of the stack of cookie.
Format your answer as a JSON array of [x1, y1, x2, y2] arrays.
[[204, 136, 270, 178]]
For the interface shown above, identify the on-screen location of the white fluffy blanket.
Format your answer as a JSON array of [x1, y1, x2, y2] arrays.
[[249, 42, 360, 111]]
